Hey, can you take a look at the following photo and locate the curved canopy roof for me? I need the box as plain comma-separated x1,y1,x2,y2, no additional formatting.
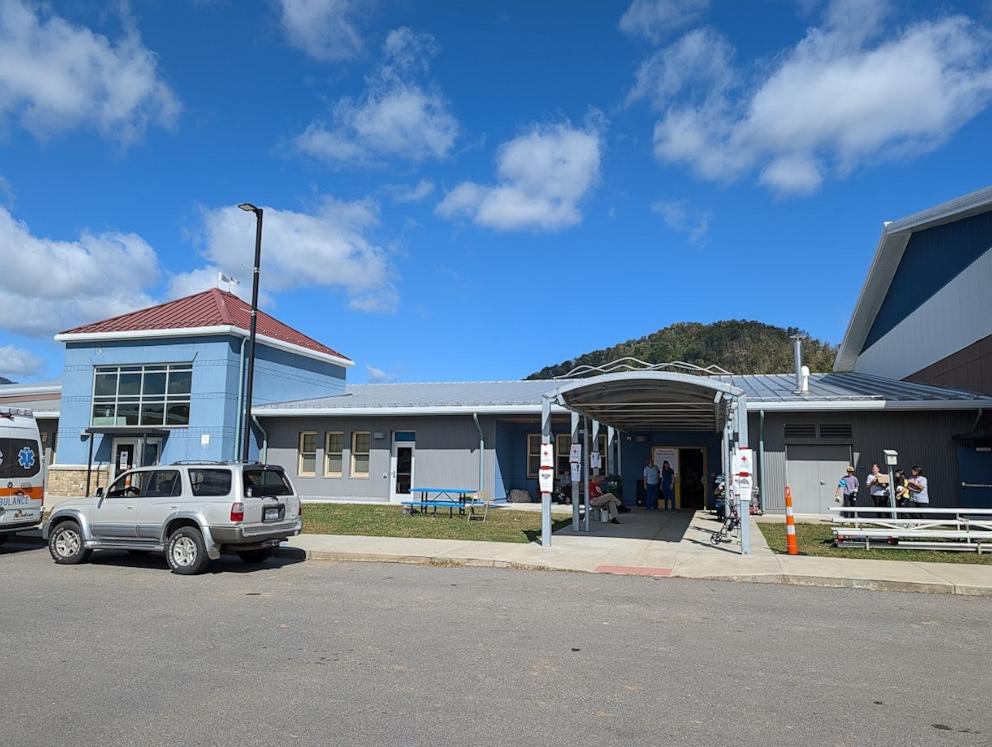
552,372,744,432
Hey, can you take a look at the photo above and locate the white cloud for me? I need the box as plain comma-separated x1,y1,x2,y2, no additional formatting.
634,0,992,195
384,179,435,203
278,0,364,62
436,122,602,232
174,198,398,313
651,199,710,243
295,27,459,166
0,345,43,377
618,0,709,43
0,0,179,144
0,206,159,337
364,363,394,382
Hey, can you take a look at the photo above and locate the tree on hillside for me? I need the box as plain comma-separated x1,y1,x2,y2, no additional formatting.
526,320,837,379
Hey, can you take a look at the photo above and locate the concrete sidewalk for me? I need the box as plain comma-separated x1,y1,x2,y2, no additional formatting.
285,511,992,596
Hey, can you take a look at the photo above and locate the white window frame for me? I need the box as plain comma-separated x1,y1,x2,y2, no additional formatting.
298,431,317,478
324,432,344,478
527,434,548,479
351,431,371,479
91,363,193,428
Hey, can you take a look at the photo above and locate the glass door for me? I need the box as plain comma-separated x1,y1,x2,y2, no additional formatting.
111,438,138,480
390,432,415,502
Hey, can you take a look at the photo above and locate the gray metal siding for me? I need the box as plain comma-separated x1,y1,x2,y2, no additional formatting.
754,410,976,513
263,415,495,501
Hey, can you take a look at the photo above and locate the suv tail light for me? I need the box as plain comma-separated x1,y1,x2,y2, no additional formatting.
230,502,245,522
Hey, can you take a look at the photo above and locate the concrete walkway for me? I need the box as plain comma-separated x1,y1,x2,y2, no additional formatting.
285,509,992,596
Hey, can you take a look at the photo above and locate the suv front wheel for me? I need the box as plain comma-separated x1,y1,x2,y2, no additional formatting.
49,520,92,565
166,526,210,575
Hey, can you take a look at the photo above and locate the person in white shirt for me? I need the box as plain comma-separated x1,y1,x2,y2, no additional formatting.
908,465,929,518
866,463,889,508
643,457,660,511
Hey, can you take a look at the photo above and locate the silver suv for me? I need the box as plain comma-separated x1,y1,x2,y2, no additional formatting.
43,462,303,575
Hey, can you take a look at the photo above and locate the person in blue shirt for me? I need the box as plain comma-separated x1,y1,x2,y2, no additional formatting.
642,457,660,511
661,460,676,511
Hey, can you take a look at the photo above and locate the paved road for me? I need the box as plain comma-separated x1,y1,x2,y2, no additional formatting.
2,539,990,746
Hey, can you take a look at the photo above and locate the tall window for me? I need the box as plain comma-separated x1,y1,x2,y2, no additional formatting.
555,434,572,474
527,434,546,479
91,364,192,427
298,432,317,477
351,432,371,478
324,432,343,477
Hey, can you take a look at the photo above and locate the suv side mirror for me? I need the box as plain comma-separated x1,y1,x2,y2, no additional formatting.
95,487,104,498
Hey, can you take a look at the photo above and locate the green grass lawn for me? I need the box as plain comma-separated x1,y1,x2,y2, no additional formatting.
757,520,992,565
303,503,571,544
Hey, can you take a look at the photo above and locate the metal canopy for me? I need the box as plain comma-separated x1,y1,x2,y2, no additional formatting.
552,371,744,433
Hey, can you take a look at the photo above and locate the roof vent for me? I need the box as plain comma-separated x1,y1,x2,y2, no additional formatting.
800,365,810,393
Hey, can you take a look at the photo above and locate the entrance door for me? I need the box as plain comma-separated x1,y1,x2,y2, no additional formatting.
678,448,706,510
786,444,853,514
112,438,138,480
957,441,992,508
390,433,415,502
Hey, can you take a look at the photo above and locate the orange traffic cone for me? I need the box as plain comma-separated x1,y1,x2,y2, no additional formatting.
784,486,799,555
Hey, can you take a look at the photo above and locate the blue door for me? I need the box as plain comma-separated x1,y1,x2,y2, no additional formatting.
957,442,992,508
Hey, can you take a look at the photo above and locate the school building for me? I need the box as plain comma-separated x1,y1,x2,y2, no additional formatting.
3,186,992,514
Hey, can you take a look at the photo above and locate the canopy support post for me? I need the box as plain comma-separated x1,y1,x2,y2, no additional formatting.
582,416,590,532
570,411,580,533
540,395,552,548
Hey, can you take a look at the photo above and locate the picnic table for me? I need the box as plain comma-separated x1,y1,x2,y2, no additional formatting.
402,487,479,517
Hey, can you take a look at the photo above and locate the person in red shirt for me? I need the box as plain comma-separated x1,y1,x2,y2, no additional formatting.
589,474,623,524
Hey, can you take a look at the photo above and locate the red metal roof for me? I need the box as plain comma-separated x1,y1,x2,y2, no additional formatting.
60,288,351,362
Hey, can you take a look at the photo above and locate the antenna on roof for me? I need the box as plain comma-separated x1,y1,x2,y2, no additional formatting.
216,272,241,294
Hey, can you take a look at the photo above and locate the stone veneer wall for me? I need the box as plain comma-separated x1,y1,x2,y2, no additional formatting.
46,465,109,506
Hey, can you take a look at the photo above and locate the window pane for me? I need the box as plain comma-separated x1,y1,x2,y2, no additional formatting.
140,401,165,426
165,403,190,426
119,373,141,396
353,454,370,475
189,469,232,497
117,402,140,426
168,369,192,395
92,403,116,425
94,373,118,397
300,454,316,474
144,471,181,498
354,433,371,453
243,468,292,497
327,433,343,453
326,454,343,474
143,371,166,396
301,433,317,453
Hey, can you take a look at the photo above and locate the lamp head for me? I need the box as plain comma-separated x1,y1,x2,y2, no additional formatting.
238,202,259,213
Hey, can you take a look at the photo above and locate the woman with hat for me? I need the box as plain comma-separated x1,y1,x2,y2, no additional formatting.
835,465,860,518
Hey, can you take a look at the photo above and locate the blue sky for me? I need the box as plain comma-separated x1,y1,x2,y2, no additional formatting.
2,0,992,383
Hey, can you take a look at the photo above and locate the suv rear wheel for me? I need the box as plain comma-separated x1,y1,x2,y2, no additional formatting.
49,521,92,565
166,526,210,575
237,548,273,564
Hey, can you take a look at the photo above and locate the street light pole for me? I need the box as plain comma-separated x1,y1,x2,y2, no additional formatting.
238,203,263,463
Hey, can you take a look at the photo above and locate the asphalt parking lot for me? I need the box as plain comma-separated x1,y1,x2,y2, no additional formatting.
3,537,991,746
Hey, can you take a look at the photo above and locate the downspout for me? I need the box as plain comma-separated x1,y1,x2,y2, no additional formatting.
758,409,765,514
472,412,485,495
234,337,247,461
251,413,268,464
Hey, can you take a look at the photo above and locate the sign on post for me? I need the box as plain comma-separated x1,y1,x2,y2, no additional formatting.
590,451,601,469
540,443,554,469
569,444,582,463
538,467,555,493
570,462,582,483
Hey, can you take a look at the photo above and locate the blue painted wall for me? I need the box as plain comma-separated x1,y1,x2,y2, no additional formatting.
618,431,722,508
863,211,992,352
57,335,347,468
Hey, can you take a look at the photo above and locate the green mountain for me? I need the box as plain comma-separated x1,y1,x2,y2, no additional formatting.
526,320,837,379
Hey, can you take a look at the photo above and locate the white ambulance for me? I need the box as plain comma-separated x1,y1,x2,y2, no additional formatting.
0,407,45,544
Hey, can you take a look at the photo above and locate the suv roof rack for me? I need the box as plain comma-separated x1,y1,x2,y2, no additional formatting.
170,460,227,466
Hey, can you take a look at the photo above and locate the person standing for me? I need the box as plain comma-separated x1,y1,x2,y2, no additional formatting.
907,465,929,518
661,460,676,512
866,463,889,509
836,466,859,518
643,457,660,511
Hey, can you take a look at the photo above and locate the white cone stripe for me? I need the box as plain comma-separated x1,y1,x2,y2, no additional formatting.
786,525,796,535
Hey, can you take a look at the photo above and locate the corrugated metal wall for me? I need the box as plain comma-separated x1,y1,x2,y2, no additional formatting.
753,410,977,512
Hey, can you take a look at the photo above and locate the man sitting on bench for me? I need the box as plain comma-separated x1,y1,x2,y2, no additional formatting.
588,474,624,525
